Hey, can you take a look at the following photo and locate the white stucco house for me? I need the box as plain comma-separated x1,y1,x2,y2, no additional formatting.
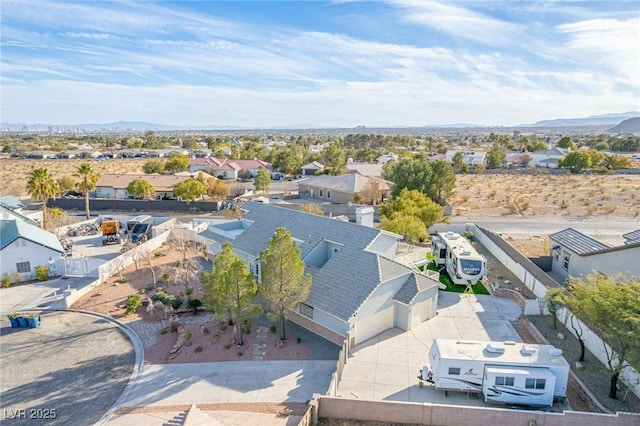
1,218,63,283
202,201,443,346
444,150,487,171
189,157,272,179
530,147,569,169
549,228,640,283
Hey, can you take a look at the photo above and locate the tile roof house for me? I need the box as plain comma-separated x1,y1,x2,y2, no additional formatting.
1,218,63,282
202,201,443,346
189,157,272,180
95,174,197,199
297,172,391,204
549,228,640,282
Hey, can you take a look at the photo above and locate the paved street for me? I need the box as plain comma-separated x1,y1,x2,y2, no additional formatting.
0,311,135,426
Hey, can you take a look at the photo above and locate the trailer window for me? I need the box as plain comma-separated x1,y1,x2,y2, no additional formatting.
448,367,460,375
495,376,514,386
460,259,483,275
525,378,546,389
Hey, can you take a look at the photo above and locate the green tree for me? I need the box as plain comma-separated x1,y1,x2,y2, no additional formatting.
604,155,631,170
127,178,155,199
486,145,506,169
557,136,575,150
202,242,262,345
254,166,271,194
565,274,640,399
173,179,206,203
379,188,446,243
272,147,303,175
323,142,347,175
559,151,591,172
143,159,166,174
452,152,465,170
544,287,565,329
428,160,456,202
259,227,312,341
74,162,100,220
164,154,191,172
27,167,60,229
57,176,76,193
382,157,452,203
300,204,324,215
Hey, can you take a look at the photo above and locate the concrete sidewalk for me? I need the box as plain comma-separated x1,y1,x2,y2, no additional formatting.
120,360,335,408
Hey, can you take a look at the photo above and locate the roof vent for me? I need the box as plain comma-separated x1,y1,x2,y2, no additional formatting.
547,347,563,357
520,346,536,356
486,343,505,354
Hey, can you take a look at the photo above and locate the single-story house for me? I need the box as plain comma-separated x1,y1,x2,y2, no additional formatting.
298,172,390,204
530,147,568,169
202,201,443,346
1,218,63,282
95,174,196,199
301,161,325,175
444,150,487,171
190,157,272,179
346,162,384,178
549,228,640,283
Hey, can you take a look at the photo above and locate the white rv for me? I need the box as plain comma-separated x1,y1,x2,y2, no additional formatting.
430,231,486,285
424,339,569,407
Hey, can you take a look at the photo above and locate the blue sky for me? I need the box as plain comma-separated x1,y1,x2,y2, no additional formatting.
1,1,639,127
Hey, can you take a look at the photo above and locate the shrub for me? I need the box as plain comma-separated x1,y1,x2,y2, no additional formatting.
188,299,202,314
151,291,183,310
270,325,277,333
35,265,49,281
126,294,142,314
183,332,192,340
242,320,251,335
116,276,130,283
296,337,302,344
1,274,10,288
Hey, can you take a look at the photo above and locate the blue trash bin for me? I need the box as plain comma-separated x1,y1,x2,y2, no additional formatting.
17,316,28,328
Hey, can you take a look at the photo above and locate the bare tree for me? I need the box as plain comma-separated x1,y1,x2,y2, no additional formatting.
362,179,384,205
166,231,205,288
133,246,158,286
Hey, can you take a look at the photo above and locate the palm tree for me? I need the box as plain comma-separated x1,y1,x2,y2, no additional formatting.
26,167,59,229
74,163,101,220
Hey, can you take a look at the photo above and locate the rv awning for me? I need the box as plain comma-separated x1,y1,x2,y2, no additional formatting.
485,366,553,377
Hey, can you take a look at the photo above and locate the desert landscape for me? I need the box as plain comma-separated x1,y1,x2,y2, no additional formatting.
2,158,638,220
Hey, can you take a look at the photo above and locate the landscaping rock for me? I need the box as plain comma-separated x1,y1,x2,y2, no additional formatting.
557,332,565,340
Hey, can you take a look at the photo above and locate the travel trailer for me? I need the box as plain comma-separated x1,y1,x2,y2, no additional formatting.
422,339,569,407
431,231,486,285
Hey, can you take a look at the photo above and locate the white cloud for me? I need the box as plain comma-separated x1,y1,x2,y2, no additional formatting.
387,0,522,45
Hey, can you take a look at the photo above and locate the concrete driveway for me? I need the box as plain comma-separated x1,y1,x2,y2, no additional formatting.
336,292,522,405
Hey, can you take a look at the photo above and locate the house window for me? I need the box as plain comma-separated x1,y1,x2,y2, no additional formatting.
525,378,546,389
327,191,331,199
562,252,570,270
448,367,460,375
319,189,323,197
553,247,560,261
299,303,313,319
16,261,31,273
495,376,515,386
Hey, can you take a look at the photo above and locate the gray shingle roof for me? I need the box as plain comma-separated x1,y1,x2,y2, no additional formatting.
202,201,432,321
1,219,64,252
394,274,419,304
549,228,610,255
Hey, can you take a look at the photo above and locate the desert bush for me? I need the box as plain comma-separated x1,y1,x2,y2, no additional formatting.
188,298,202,314
126,294,142,314
35,265,49,281
151,291,182,310
270,325,277,333
1,274,10,288
603,205,617,213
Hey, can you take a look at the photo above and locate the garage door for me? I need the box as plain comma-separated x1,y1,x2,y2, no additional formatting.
354,307,393,345
410,297,433,329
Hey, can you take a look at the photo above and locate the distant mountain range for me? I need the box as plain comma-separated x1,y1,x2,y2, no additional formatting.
2,112,639,132
530,111,640,127
607,117,640,134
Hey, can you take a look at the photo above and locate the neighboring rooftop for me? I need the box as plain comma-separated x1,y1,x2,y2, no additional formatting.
549,228,611,255
0,219,64,252
298,172,390,193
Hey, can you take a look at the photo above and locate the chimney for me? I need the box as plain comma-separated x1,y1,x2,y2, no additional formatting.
355,206,374,227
